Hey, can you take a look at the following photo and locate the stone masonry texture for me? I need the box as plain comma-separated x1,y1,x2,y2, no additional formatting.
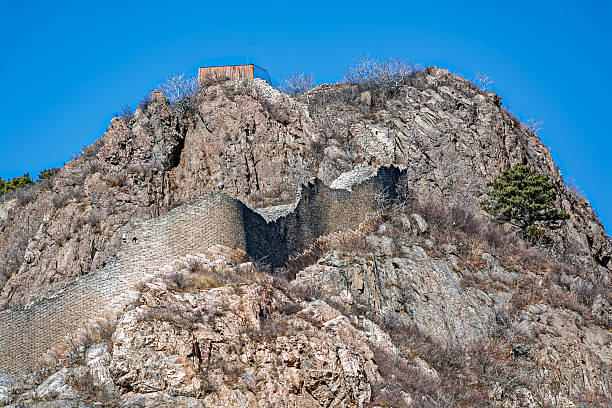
0,169,398,374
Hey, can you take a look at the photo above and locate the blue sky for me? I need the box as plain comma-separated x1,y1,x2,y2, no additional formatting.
1,0,610,231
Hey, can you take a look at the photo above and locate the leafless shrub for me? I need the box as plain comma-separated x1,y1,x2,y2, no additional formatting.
369,347,437,406
115,104,134,121
81,160,101,178
14,184,37,206
256,313,291,341
158,73,200,116
344,55,421,88
81,138,104,158
393,174,413,210
278,70,315,96
279,301,301,316
51,191,79,208
185,257,205,273
565,176,586,199
526,118,544,134
34,315,117,372
286,281,322,301
140,306,205,329
343,55,422,103
159,73,199,103
161,257,268,293
106,172,127,188
259,97,292,125
137,92,153,111
474,72,494,92
126,163,153,174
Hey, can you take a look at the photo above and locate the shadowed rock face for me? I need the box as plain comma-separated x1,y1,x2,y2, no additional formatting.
0,68,609,310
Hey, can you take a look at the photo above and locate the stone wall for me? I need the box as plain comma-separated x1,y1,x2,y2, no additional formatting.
278,166,402,256
0,168,400,374
0,193,259,374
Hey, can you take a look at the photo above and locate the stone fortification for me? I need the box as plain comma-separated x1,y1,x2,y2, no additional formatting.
0,193,271,374
278,166,402,257
0,168,399,374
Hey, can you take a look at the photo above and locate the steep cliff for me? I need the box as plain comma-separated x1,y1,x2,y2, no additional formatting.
0,67,610,407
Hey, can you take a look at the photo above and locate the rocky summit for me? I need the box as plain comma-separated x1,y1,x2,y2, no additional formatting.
0,67,610,407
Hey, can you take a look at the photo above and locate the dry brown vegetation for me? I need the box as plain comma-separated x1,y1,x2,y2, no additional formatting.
34,315,117,373
161,255,270,293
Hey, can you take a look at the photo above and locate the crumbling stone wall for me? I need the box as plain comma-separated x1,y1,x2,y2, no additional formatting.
278,166,402,256
0,168,400,374
0,193,276,374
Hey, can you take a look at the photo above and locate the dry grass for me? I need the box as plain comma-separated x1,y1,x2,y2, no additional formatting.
163,258,269,293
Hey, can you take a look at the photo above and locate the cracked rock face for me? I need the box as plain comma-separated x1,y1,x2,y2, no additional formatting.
1,68,611,407
109,283,380,407
0,68,609,309
0,217,610,406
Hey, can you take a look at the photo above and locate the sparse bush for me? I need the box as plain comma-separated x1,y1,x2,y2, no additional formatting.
115,104,134,121
474,72,494,92
526,118,544,134
278,70,315,96
140,306,204,329
81,138,104,158
137,92,153,111
15,184,37,206
159,73,200,116
106,172,127,188
35,315,117,372
185,257,205,273
288,281,322,301
159,73,199,102
343,55,422,101
51,190,81,208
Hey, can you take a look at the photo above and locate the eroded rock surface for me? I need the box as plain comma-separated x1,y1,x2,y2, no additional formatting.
1,69,609,309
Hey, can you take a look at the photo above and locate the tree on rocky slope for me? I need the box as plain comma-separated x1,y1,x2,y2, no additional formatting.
279,70,315,96
0,173,32,194
37,168,59,180
481,165,569,240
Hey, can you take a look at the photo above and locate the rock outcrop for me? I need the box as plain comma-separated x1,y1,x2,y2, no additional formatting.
1,70,609,309
0,67,611,407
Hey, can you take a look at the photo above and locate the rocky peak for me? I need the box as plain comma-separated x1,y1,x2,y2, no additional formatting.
0,67,611,406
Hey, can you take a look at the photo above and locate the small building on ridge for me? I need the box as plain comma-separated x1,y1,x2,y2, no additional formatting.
198,64,271,85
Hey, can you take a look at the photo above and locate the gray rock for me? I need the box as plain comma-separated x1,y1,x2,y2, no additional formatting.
410,214,428,234
35,368,76,401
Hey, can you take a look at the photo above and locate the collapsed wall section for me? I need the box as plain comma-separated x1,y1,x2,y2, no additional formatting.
276,166,402,257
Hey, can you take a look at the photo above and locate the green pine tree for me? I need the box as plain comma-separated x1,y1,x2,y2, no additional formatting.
481,165,569,240
0,173,33,194
37,168,60,180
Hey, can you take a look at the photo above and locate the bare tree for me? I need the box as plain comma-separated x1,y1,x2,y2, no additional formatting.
279,70,315,96
526,118,544,134
115,104,134,121
474,72,494,92
159,73,199,103
343,55,421,87
158,73,200,115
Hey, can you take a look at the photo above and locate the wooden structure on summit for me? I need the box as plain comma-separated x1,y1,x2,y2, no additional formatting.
198,64,271,85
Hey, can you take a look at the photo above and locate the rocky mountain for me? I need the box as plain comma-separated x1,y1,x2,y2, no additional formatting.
0,67,610,407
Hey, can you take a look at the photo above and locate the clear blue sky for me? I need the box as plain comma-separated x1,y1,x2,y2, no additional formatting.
1,0,610,231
